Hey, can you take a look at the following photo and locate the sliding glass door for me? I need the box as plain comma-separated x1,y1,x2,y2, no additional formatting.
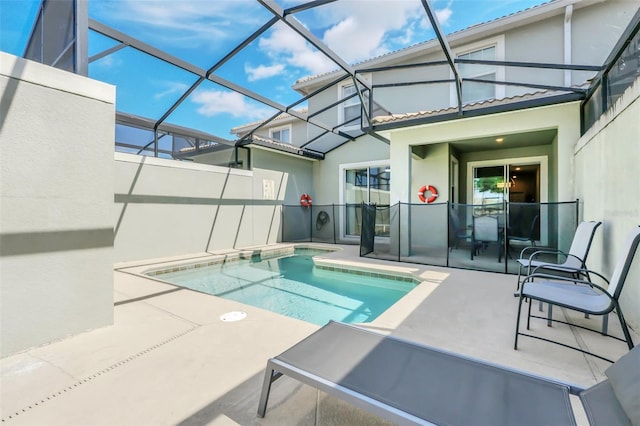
468,156,547,245
341,163,390,238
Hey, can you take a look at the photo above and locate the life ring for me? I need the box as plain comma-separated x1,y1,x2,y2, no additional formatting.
300,193,313,208
418,185,438,203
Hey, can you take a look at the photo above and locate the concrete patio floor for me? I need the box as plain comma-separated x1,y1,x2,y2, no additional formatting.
2,244,637,425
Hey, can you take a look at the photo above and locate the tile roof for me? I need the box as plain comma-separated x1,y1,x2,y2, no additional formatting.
371,87,584,126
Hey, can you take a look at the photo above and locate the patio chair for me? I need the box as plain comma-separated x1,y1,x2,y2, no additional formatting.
471,215,502,262
448,208,471,251
258,321,640,425
514,226,640,363
515,220,602,289
508,214,539,253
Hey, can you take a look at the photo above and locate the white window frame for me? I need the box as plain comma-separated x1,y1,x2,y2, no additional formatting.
450,35,505,107
269,124,292,144
337,74,371,131
466,155,549,245
338,160,390,241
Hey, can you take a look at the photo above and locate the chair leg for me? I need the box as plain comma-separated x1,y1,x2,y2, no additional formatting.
514,295,525,349
614,306,635,350
547,304,553,327
526,300,533,330
602,314,609,335
257,367,276,417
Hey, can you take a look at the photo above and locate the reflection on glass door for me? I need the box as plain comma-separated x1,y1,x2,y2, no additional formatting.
344,166,390,237
468,156,547,246
472,165,506,215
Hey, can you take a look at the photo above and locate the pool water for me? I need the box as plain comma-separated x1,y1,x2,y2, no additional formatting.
153,250,416,325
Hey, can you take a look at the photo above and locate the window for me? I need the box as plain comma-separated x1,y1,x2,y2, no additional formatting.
341,84,361,126
459,46,497,103
451,36,505,106
341,163,391,237
270,126,291,144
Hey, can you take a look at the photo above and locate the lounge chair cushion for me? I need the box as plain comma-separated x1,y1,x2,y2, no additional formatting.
605,346,640,425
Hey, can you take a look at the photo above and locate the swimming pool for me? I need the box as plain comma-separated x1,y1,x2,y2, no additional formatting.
149,249,417,325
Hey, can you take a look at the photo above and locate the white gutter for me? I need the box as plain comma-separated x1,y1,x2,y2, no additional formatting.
564,4,574,87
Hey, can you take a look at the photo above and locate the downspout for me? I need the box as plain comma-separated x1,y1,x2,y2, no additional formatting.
564,4,573,87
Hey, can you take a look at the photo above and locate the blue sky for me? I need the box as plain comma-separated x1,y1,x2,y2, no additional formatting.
1,0,546,139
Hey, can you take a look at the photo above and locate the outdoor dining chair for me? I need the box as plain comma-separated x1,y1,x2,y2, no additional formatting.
471,215,502,262
514,226,640,363
515,220,602,289
508,214,539,255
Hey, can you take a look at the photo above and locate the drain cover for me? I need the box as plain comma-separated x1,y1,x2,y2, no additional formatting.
220,311,247,322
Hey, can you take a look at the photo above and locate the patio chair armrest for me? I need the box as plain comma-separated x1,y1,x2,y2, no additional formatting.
523,271,609,285
526,249,573,262
518,246,541,258
522,273,612,297
529,256,588,276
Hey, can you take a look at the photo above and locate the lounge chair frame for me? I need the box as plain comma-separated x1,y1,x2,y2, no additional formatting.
258,321,585,425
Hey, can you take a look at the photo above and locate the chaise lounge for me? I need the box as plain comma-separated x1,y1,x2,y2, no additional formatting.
257,321,639,425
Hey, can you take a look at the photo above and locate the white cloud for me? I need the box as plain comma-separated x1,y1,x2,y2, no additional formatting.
258,23,337,75
436,6,453,25
245,63,286,82
420,5,453,30
191,89,272,119
251,1,456,79
153,82,189,100
93,0,263,47
92,54,122,70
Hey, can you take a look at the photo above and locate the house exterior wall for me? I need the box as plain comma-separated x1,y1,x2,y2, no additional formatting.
387,101,580,205
459,144,555,203
239,118,308,146
251,148,314,205
575,78,640,330
114,152,290,262
295,0,636,124
0,53,115,357
312,134,390,205
571,1,639,85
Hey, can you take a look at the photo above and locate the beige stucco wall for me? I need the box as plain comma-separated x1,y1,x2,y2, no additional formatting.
575,78,640,330
386,102,580,205
114,152,294,262
312,134,390,205
0,53,115,357
251,148,314,205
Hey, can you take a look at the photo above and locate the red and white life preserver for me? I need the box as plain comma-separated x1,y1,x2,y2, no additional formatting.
418,185,438,203
300,193,313,208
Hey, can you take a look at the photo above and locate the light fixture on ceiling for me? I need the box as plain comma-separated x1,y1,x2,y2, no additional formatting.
496,137,504,143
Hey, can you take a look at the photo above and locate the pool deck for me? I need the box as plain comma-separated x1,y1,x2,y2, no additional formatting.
2,243,637,425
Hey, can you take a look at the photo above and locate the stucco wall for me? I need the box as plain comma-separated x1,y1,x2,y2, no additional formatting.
459,144,555,203
387,102,580,205
0,53,115,357
312,134,390,205
251,148,314,205
575,78,640,330
114,152,293,262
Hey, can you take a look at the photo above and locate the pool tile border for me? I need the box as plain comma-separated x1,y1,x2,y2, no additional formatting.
144,245,338,277
142,244,420,285
314,265,420,285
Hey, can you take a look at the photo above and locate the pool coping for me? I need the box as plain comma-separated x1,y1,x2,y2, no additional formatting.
121,243,424,286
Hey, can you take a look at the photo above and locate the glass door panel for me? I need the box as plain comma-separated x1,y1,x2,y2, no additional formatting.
345,169,367,236
472,165,506,215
